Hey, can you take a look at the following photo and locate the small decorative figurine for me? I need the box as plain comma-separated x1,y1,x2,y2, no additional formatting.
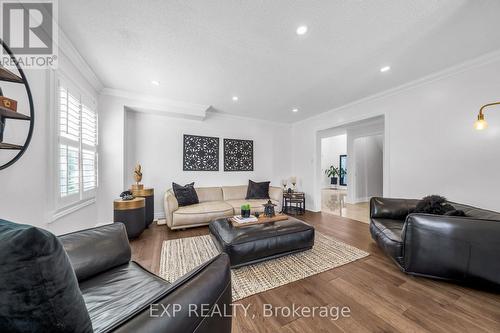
263,200,276,217
134,163,143,184
120,190,134,201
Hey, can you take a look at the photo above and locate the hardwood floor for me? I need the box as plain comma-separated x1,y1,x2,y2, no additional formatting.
321,188,370,223
130,212,500,332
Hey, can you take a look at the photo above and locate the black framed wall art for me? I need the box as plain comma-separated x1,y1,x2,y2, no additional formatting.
183,134,219,171
224,138,253,171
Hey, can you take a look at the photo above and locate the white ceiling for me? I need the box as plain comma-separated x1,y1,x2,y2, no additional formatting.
59,0,500,122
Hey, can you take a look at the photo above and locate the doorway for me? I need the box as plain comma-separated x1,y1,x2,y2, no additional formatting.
317,116,385,223
320,134,348,219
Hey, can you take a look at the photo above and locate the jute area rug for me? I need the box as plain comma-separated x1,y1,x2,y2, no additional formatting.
159,232,369,301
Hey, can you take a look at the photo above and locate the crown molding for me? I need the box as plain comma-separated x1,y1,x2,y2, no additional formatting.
102,88,210,120
125,106,207,121
56,29,104,93
101,88,208,110
207,108,292,127
295,49,500,125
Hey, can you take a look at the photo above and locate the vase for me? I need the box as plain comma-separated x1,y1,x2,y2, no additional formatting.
241,209,250,218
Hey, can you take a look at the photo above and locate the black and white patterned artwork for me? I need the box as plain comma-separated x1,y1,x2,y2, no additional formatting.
224,139,254,171
183,134,219,171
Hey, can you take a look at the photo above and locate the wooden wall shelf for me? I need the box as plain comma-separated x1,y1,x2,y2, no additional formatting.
0,66,23,83
0,39,34,165
0,142,23,150
0,107,30,120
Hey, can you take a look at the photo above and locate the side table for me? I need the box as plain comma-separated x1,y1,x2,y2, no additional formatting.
113,197,145,239
131,187,154,227
283,192,306,215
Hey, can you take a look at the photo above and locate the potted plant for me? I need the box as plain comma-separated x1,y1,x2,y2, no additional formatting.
325,166,346,185
240,203,251,218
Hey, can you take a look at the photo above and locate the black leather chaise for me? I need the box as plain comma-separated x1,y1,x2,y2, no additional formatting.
0,221,232,333
370,197,500,287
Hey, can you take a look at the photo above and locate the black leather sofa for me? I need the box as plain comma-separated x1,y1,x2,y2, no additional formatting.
370,197,500,287
1,222,232,333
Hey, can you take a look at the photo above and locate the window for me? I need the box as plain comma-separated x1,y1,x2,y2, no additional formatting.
57,80,98,208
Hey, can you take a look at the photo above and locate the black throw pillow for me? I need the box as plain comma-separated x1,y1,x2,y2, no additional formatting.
246,180,270,199
0,219,93,333
172,182,199,206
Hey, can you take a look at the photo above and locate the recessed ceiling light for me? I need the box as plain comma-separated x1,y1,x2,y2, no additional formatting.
292,108,299,113
232,96,239,102
380,66,391,73
151,80,160,86
296,25,308,36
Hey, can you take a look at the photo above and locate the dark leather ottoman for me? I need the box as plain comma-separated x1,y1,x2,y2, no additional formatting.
209,216,315,268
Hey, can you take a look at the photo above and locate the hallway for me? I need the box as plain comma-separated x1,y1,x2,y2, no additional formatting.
321,189,370,223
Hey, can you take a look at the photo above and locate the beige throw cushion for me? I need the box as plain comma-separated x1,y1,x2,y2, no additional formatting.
195,187,224,202
222,186,248,201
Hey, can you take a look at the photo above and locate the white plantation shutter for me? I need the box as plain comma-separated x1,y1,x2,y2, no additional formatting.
82,149,96,191
57,79,98,207
59,144,80,196
82,104,97,146
81,102,98,193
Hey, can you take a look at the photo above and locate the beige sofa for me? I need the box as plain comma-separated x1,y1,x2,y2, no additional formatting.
163,185,282,230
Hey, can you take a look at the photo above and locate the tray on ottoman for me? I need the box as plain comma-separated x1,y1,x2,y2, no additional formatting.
209,216,315,268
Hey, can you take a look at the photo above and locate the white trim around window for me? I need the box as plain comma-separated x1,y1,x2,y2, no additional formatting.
51,71,98,219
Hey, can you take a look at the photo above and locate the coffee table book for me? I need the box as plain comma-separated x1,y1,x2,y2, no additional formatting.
230,213,289,228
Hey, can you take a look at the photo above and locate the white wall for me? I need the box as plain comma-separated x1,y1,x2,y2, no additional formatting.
344,118,384,203
320,135,346,188
352,135,383,202
124,110,292,219
4,35,500,235
292,54,500,212
97,94,293,222
0,35,102,235
0,69,51,227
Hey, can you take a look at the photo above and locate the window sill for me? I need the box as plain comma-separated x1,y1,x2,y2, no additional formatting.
49,198,96,223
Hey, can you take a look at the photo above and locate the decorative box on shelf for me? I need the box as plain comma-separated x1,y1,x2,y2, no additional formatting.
0,95,17,112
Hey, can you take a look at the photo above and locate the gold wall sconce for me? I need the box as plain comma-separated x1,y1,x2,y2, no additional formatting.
474,102,500,130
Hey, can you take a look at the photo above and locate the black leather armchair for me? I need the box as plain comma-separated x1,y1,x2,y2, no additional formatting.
59,223,232,333
370,197,500,287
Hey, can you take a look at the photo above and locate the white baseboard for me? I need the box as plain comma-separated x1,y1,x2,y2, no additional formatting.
351,197,370,204
154,212,167,225
154,212,166,219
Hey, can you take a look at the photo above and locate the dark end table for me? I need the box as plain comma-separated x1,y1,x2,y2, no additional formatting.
282,192,305,215
131,187,154,227
113,197,145,239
